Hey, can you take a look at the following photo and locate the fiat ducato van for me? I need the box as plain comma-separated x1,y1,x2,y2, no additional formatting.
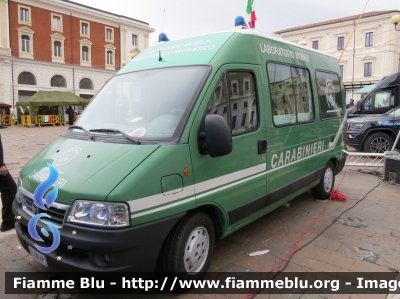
14,28,346,279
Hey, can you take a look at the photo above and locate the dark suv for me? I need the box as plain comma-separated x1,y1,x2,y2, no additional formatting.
346,107,400,152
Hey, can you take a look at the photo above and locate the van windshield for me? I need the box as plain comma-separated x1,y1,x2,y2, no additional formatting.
76,66,209,141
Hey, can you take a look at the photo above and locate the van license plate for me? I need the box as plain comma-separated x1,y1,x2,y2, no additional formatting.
28,246,48,267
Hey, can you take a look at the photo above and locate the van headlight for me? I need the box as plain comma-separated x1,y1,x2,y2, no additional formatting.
68,200,130,228
348,123,364,129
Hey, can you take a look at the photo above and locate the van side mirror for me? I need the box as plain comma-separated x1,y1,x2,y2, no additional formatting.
198,115,232,157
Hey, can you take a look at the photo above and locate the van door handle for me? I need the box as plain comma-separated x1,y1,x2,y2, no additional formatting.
258,139,267,154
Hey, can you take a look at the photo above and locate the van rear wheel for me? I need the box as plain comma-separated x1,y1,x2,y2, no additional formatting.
311,161,335,200
160,212,214,280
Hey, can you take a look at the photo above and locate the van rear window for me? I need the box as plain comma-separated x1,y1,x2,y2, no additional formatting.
315,71,344,120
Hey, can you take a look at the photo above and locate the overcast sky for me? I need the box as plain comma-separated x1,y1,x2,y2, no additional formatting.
75,0,399,44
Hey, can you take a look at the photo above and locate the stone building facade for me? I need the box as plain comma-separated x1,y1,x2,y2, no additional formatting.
274,10,400,102
0,0,154,109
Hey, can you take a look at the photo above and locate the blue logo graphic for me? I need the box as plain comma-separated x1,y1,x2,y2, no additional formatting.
28,163,61,254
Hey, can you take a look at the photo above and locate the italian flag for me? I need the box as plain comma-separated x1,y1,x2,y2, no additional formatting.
246,0,256,28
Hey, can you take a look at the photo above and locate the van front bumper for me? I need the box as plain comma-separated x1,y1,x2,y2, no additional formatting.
13,199,185,272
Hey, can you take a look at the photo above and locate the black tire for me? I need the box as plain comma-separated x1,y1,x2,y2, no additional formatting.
363,132,394,153
159,212,214,280
311,161,335,200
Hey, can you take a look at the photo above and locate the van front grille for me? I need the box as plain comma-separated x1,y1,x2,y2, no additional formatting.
20,189,70,228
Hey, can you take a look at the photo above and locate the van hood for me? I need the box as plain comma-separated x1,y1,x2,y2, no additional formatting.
20,137,159,204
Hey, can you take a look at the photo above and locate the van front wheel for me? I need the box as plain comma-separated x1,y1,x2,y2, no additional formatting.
311,161,335,200
160,212,214,280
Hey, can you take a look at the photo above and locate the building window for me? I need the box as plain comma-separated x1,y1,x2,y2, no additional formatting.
231,115,237,129
132,34,137,46
82,46,89,61
339,65,344,77
241,113,247,126
82,23,88,35
54,41,62,57
107,51,113,65
53,16,61,29
365,32,373,47
50,33,65,63
21,35,30,52
79,78,93,90
51,75,67,87
17,27,35,59
51,14,63,32
18,5,31,26
80,21,90,37
18,72,36,85
227,71,259,135
20,8,29,22
364,62,372,77
79,39,92,67
105,44,116,70
205,74,228,124
337,36,344,50
312,40,319,50
105,28,113,42
232,83,238,94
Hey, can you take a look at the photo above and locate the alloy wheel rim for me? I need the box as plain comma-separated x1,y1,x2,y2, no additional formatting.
370,137,390,153
183,226,209,273
324,168,334,193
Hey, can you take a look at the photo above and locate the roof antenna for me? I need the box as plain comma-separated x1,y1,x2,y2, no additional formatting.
159,50,162,61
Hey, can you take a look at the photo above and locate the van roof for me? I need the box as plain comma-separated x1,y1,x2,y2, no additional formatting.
118,28,337,74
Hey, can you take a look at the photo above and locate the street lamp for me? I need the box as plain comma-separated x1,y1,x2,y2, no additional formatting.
121,53,137,67
391,14,400,31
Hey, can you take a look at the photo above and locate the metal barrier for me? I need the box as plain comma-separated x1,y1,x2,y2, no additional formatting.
345,152,384,167
2,115,15,126
20,115,31,127
36,115,67,127
345,131,400,167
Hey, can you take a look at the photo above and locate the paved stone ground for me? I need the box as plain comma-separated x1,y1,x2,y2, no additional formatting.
1,125,400,299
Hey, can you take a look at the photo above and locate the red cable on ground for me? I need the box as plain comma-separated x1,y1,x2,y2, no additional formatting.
245,161,349,299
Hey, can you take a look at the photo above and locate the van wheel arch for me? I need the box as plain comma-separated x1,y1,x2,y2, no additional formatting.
157,205,225,273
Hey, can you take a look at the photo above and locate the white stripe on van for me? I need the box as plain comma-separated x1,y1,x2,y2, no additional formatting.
195,164,266,194
129,128,345,218
130,196,196,218
128,185,195,212
128,164,265,216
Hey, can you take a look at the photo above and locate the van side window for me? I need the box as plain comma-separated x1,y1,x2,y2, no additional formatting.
315,71,343,120
227,72,258,135
205,74,228,123
267,63,314,126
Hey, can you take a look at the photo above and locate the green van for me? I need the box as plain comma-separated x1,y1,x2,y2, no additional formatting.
13,28,346,278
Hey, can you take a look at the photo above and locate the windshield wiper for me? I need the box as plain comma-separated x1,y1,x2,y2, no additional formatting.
89,128,141,144
69,126,94,140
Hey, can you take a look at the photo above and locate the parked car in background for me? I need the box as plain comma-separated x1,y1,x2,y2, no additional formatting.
347,106,400,152
347,72,400,118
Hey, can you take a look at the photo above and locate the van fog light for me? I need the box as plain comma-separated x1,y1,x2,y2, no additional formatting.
68,200,129,228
